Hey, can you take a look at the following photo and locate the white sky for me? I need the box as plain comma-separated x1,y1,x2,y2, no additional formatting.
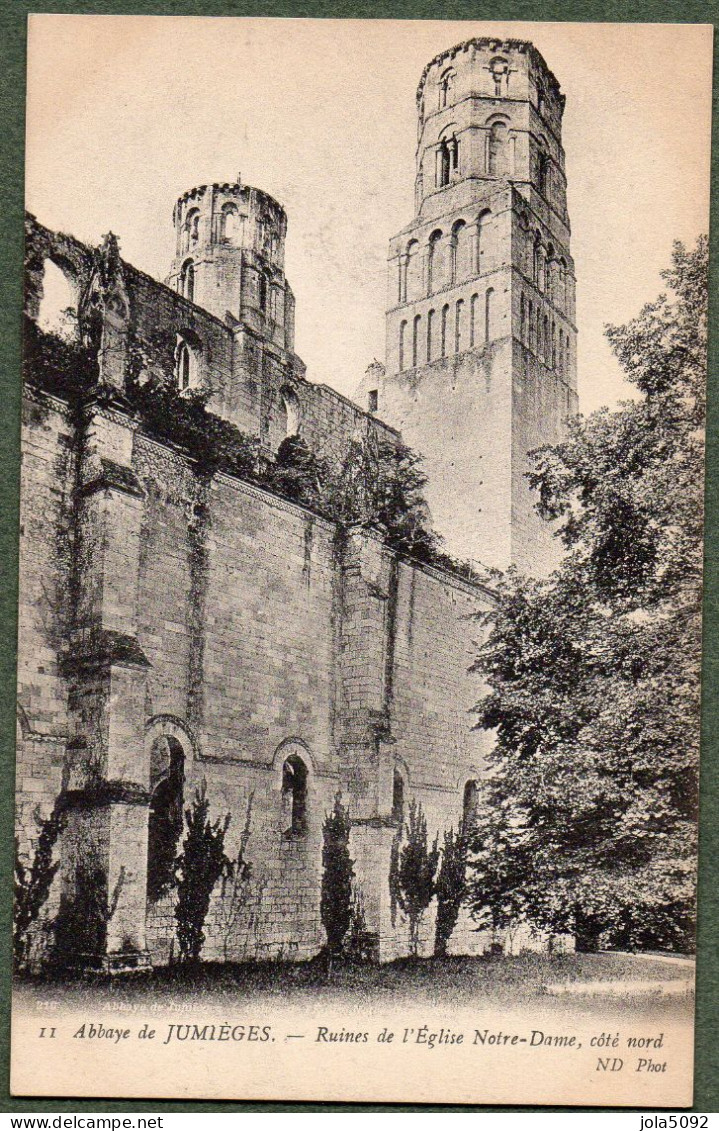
25,17,713,414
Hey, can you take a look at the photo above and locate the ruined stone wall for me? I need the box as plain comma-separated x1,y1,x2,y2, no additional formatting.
15,392,76,840
16,386,496,967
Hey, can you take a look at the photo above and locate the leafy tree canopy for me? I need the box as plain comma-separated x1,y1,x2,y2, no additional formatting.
469,238,706,953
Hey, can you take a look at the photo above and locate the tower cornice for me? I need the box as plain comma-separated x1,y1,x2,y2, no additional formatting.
416,38,564,109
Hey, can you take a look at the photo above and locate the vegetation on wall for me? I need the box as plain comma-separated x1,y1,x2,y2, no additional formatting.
468,238,706,954
23,319,477,582
391,799,440,957
13,803,65,973
434,824,468,958
174,783,232,963
319,793,355,962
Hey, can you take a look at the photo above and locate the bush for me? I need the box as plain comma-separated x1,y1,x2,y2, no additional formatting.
394,799,439,957
175,783,232,963
434,825,467,957
14,803,65,973
320,793,355,959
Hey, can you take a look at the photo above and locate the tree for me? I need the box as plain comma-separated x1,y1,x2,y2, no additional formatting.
433,824,468,957
320,793,355,961
395,799,440,956
174,783,232,963
269,435,327,511
217,793,254,962
14,803,65,972
468,238,706,953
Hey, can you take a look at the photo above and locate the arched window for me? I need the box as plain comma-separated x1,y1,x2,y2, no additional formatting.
221,202,241,244
441,304,449,357
551,320,557,368
38,259,79,340
476,209,491,274
147,737,185,903
406,240,421,301
427,229,444,293
392,771,405,824
455,298,464,353
543,314,549,363
451,219,472,283
258,271,268,313
412,314,421,367
559,258,568,309
490,57,509,97
175,332,200,392
439,69,455,108
184,208,200,252
520,292,526,343
438,134,459,187
279,385,301,438
488,122,508,176
533,234,543,288
545,246,554,297
485,288,494,343
528,300,535,351
282,754,308,836
462,779,480,831
427,309,435,361
399,319,407,370
180,259,195,302
536,309,542,358
470,293,479,347
538,150,550,197
176,341,191,391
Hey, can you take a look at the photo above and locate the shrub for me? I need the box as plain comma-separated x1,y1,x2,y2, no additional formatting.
434,825,468,957
14,803,65,972
175,783,232,963
395,799,439,957
320,793,355,959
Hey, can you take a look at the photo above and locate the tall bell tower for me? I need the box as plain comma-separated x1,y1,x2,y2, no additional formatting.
369,38,578,575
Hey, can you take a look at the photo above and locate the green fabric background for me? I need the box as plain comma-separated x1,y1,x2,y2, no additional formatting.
0,2,716,1113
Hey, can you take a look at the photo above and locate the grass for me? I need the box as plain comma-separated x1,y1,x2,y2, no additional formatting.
15,951,694,1016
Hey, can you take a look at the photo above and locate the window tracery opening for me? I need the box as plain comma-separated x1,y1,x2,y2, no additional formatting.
282,754,308,836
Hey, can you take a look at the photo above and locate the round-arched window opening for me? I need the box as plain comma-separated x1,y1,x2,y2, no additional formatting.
38,259,79,341
282,754,308,836
463,779,480,831
392,771,405,825
278,385,301,440
221,203,241,244
184,209,200,250
180,259,195,302
147,737,185,903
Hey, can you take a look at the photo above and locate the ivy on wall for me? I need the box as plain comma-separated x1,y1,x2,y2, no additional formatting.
23,320,479,581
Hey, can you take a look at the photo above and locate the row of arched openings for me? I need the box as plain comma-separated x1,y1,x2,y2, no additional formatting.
436,57,510,111
399,289,494,369
180,203,246,255
530,233,570,310
147,739,311,904
435,121,510,188
392,771,480,833
398,212,491,304
520,293,571,374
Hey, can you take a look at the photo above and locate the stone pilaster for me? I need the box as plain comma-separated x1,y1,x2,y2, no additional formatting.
58,405,152,972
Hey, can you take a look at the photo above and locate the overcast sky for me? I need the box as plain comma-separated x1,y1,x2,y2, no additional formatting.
26,17,712,414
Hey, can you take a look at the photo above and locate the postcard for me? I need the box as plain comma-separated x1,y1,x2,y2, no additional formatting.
11,16,711,1104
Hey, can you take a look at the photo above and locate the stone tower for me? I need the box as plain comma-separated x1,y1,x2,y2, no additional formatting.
369,38,578,576
168,178,296,353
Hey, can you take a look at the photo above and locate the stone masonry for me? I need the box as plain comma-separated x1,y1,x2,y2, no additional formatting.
16,37,573,971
